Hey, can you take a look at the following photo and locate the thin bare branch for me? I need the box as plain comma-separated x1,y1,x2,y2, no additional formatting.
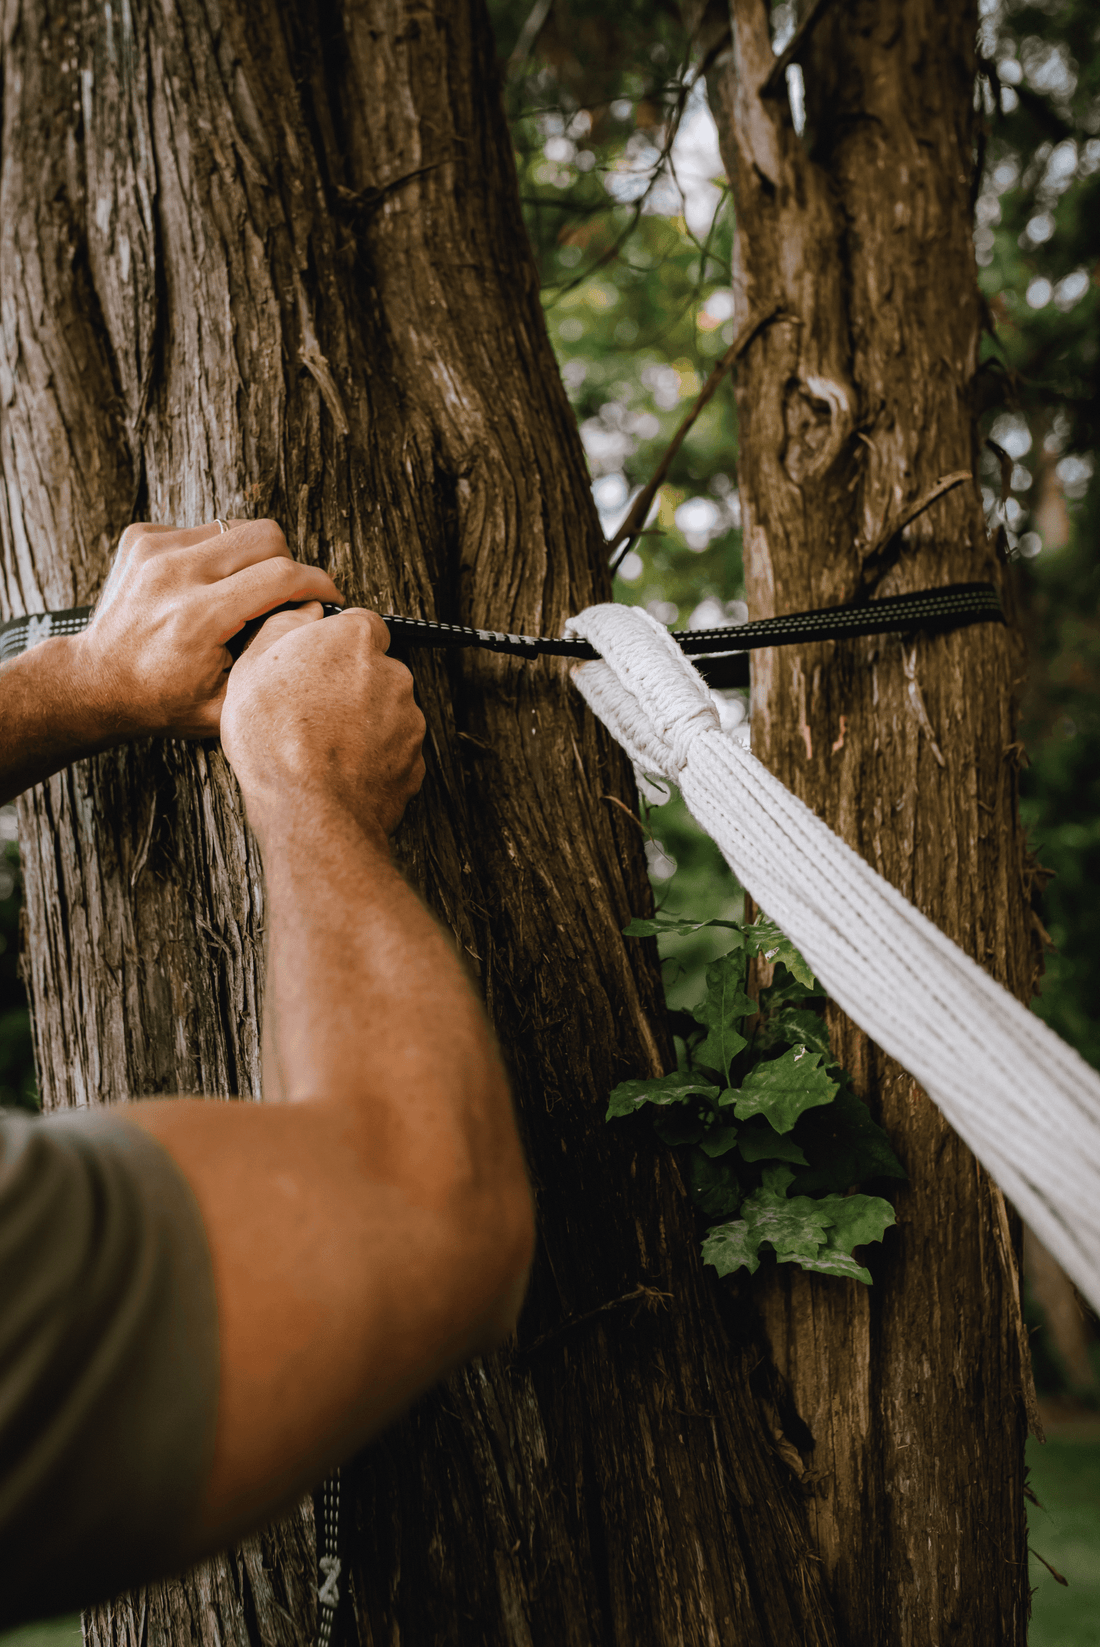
601,793,654,839
854,470,973,597
1029,1547,1069,1587
865,470,972,559
519,1284,673,1360
607,305,785,567
507,0,554,74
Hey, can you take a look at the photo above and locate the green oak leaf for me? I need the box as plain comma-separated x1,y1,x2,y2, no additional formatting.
785,1079,907,1195
691,952,756,1080
760,1006,833,1060
729,1045,838,1133
779,1194,896,1283
758,963,822,1012
698,1123,740,1158
688,1149,742,1218
701,1219,765,1276
623,915,744,939
742,917,816,989
814,1193,896,1255
792,1249,874,1283
606,1072,721,1120
703,1167,895,1283
736,1117,809,1166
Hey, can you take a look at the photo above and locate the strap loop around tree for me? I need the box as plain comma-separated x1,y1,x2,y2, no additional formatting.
0,581,1004,692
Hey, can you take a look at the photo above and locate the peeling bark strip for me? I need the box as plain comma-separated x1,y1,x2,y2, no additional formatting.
707,0,1037,1640
2,2,845,1644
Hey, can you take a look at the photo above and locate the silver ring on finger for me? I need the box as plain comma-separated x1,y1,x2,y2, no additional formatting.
214,517,230,534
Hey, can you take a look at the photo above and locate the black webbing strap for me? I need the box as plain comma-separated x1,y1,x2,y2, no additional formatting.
0,582,1004,691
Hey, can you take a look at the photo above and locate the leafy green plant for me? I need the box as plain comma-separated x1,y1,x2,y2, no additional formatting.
608,913,905,1284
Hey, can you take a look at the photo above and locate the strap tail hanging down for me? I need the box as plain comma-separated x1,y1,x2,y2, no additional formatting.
564,601,1100,1318
0,582,1004,687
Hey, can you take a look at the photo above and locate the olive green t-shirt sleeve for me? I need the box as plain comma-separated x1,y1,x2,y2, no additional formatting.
0,1106,220,1628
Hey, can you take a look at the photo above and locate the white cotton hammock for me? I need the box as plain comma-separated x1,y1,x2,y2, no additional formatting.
566,601,1100,1316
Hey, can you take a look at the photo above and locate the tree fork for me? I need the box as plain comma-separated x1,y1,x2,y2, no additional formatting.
3,1,844,1642
706,0,1037,1639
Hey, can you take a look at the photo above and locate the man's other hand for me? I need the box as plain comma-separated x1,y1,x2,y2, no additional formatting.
221,605,426,841
75,519,343,740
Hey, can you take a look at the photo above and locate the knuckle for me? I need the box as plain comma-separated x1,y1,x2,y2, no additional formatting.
255,518,290,556
132,551,162,594
118,522,149,554
128,529,159,562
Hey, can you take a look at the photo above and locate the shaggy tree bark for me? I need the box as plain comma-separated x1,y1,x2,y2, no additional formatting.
0,2,847,1644
703,0,1041,1640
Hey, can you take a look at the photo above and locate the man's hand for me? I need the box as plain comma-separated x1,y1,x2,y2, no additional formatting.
74,519,343,740
221,603,426,842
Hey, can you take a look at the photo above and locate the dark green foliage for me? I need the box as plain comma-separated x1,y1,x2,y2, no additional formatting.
725,1044,838,1134
687,1147,742,1218
690,950,754,1081
784,1078,907,1199
608,914,904,1283
739,919,816,990
701,1165,896,1286
606,1070,720,1117
490,0,745,633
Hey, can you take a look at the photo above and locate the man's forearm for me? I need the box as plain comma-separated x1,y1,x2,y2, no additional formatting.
0,638,118,804
254,791,523,1214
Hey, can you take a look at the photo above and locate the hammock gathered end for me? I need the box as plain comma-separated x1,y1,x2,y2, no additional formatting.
565,602,1100,1316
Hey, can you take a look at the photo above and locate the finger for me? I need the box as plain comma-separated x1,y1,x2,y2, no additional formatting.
237,603,325,661
204,559,345,641
332,606,392,655
172,519,302,584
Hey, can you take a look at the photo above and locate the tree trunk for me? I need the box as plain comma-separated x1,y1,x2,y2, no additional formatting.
1,2,850,1643
706,0,1039,1639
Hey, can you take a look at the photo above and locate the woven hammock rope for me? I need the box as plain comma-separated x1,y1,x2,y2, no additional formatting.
565,602,1100,1316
